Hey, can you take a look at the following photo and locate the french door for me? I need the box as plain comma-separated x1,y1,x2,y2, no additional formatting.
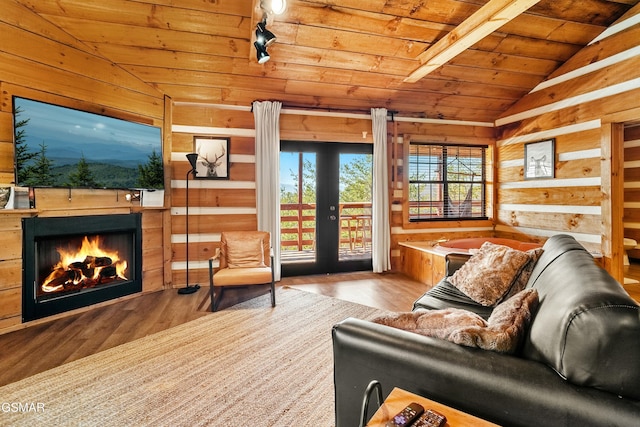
280,141,373,276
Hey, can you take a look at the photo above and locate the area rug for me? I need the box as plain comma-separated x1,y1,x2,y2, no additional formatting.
0,287,386,426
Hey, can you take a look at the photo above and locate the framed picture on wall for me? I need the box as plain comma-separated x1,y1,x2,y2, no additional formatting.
193,136,230,179
524,139,555,180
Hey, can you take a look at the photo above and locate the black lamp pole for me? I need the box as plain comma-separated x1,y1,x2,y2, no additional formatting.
178,153,201,295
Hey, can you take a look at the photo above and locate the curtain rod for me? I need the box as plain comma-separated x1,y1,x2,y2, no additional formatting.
251,101,398,120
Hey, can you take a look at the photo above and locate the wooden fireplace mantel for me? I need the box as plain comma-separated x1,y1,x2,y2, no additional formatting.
0,207,169,334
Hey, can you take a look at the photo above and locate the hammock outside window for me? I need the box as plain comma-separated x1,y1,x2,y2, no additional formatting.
408,143,487,221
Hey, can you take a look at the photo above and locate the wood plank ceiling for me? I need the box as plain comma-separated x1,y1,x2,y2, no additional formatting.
16,0,639,123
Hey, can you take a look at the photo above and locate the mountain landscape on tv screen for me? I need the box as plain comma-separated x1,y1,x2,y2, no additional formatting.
14,97,163,189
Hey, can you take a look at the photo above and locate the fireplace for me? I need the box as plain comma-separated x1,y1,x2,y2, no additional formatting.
22,214,142,322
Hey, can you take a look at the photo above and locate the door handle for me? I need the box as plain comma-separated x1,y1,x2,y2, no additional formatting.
329,215,337,221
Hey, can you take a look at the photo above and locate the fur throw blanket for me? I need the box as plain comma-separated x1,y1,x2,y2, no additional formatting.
373,288,539,354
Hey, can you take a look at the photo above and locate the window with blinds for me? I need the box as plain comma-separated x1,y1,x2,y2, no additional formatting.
408,143,487,221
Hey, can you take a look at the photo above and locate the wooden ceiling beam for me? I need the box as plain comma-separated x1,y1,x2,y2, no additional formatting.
404,0,541,83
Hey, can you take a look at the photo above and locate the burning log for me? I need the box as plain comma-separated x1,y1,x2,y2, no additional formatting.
99,266,117,279
42,253,123,293
83,256,112,268
69,261,93,279
45,269,80,289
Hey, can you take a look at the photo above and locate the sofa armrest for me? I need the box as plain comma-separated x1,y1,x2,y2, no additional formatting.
444,253,471,276
332,317,640,427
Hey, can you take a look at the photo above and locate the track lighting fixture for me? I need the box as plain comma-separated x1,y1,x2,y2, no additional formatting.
256,21,276,47
254,40,270,64
253,0,285,64
254,20,276,64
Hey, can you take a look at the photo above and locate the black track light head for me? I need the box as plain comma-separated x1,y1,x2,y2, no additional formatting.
256,21,276,47
254,41,270,64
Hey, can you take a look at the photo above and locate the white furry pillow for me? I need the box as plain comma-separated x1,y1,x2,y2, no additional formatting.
449,242,530,306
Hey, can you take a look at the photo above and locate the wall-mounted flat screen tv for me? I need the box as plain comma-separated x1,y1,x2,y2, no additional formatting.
13,97,163,189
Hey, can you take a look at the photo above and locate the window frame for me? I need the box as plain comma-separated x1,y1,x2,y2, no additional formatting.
406,141,488,222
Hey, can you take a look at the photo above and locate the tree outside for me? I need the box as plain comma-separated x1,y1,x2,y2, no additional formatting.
21,142,58,187
67,153,101,188
137,150,164,189
14,106,37,185
280,152,372,253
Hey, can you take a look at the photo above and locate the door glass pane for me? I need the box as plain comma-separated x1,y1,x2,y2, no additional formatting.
338,153,372,261
280,151,316,264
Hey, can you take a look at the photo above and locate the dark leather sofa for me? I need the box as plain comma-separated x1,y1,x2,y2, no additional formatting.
332,235,640,426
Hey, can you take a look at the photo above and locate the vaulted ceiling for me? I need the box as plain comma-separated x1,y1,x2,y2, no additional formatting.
17,0,639,123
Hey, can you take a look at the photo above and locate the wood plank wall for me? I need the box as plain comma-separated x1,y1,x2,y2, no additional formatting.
624,125,640,259
0,1,167,331
170,104,257,287
495,12,640,281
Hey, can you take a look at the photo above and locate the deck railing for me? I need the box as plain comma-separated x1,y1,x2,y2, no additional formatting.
280,202,372,255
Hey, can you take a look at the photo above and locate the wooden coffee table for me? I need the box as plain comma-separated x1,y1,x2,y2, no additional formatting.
366,387,500,426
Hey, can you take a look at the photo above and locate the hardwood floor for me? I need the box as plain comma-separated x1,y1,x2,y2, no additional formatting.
282,271,426,312
0,271,427,387
0,284,211,387
2,266,639,389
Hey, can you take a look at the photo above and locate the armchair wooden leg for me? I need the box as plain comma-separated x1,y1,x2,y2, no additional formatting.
211,286,224,312
212,287,219,312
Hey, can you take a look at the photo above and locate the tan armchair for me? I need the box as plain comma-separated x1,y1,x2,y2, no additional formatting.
208,231,275,312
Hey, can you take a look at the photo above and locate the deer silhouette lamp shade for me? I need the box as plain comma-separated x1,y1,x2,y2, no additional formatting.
192,136,230,180
186,152,199,172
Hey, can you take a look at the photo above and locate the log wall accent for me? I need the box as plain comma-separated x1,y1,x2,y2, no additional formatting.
0,2,167,330
170,104,257,288
624,125,640,259
495,12,640,281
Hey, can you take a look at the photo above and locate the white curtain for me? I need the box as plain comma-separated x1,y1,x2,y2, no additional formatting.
253,101,282,280
371,108,391,272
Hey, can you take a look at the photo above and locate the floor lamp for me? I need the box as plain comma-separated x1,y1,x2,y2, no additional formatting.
178,153,201,295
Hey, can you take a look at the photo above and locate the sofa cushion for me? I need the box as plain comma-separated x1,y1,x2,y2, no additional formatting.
413,281,494,320
523,234,640,399
213,266,273,286
449,242,531,306
450,288,539,354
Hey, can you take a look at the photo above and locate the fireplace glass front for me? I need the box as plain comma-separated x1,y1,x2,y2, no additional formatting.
23,214,142,321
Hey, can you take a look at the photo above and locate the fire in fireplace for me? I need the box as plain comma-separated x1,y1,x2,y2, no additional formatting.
22,214,142,322
39,235,131,298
